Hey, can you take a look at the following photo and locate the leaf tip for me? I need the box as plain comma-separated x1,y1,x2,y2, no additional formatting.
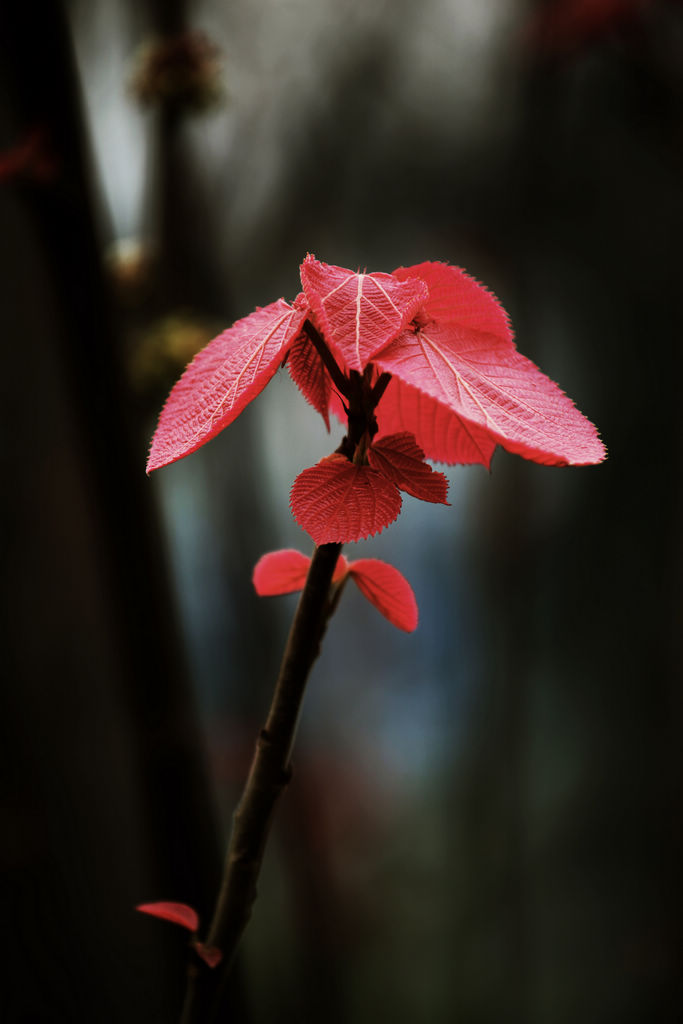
348,558,419,632
136,901,199,933
194,941,223,968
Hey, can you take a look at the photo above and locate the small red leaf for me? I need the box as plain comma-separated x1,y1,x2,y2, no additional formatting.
147,299,306,472
332,553,350,582
290,454,402,544
253,549,349,595
376,376,497,467
300,255,427,372
287,333,333,429
348,559,418,632
253,549,311,595
194,942,223,968
136,902,199,933
368,432,449,504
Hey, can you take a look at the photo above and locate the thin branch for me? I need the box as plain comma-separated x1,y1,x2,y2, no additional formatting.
370,371,392,409
181,541,343,1023
303,318,350,398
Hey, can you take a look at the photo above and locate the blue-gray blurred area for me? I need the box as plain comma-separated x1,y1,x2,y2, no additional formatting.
1,0,681,1021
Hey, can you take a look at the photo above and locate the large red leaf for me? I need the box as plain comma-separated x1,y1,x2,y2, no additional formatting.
376,376,497,467
136,902,199,933
253,549,312,595
348,559,418,632
376,321,605,466
368,433,449,504
393,261,513,344
300,255,427,372
147,300,306,472
290,454,402,544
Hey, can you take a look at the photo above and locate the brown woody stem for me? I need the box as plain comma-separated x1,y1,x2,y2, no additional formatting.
180,541,343,1023
371,371,392,407
303,318,350,398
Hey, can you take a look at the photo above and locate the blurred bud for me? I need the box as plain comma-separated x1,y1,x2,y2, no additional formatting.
127,312,217,394
105,236,155,303
129,31,225,111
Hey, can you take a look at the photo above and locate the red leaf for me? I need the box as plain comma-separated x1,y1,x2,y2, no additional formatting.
253,549,311,595
287,333,333,429
376,376,497,467
368,433,449,504
348,559,418,632
194,942,223,968
250,546,416,631
300,255,427,372
147,299,306,472
376,320,605,466
333,553,350,582
136,902,199,933
253,549,349,595
393,262,513,344
290,454,402,544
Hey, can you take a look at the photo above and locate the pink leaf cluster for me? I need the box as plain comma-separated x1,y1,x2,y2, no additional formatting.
148,254,605,543
136,902,222,968
289,432,448,545
253,549,418,632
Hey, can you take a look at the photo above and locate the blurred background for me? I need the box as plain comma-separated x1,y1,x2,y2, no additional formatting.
1,0,682,1021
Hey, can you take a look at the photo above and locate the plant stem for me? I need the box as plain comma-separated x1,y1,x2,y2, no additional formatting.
180,541,343,1024
303,318,350,398
370,371,392,408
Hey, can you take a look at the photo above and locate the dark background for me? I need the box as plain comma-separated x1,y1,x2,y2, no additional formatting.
1,0,681,1021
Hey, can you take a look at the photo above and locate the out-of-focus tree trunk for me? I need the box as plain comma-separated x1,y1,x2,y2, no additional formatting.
1,2,221,1019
